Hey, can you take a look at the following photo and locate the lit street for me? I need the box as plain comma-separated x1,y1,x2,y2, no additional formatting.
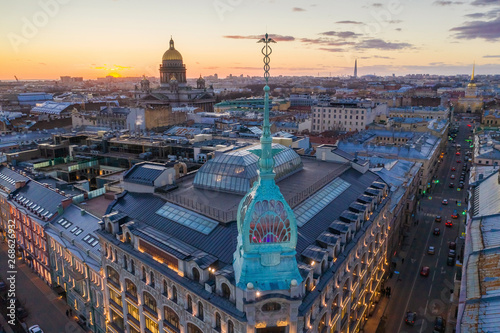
375,118,473,333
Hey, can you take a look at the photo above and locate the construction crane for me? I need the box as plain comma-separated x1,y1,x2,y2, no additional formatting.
14,76,19,82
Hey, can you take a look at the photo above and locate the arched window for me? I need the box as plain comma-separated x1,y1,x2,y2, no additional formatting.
150,271,155,287
198,301,204,320
192,267,200,283
215,312,222,330
305,278,310,292
107,266,120,286
228,320,234,333
143,291,157,313
125,279,137,299
318,313,326,332
164,306,180,329
187,295,193,312
130,259,135,274
262,302,281,312
172,285,177,303
221,283,231,300
163,280,168,296
123,255,127,270
187,323,203,333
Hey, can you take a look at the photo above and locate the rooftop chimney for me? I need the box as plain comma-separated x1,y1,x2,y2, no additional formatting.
15,181,26,189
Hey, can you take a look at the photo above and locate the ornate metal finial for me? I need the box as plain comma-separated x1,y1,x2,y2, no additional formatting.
257,33,276,83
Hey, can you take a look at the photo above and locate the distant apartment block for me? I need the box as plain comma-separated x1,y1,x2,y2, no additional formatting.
312,100,388,132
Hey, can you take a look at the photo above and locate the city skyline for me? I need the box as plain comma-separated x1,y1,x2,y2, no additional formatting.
1,0,500,80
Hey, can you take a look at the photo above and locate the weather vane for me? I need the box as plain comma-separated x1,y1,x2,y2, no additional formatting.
258,33,276,83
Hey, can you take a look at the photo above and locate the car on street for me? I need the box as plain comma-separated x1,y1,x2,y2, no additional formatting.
451,167,456,171
442,199,448,205
435,216,442,222
457,160,461,163
449,183,454,188
428,246,435,255
420,266,430,276
459,183,465,189
452,210,459,219
445,220,453,227
450,174,455,179
434,316,446,332
447,256,455,266
456,151,460,155
449,249,456,258
405,311,417,326
434,227,440,235
28,326,44,333
449,241,456,250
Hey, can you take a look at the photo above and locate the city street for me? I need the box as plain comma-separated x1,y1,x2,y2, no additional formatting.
374,118,472,333
0,242,86,333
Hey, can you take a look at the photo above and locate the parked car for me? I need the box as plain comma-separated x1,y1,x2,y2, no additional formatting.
28,326,44,333
449,249,456,258
405,311,417,326
449,241,456,250
447,256,455,266
434,316,446,332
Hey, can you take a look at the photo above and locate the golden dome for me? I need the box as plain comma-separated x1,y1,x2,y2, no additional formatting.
162,38,183,62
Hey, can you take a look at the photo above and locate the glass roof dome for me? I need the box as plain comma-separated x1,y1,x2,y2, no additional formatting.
193,143,303,194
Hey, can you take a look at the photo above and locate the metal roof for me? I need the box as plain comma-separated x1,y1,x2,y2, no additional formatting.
123,162,168,186
473,171,500,217
0,166,28,193
31,101,73,114
13,180,67,216
109,167,382,266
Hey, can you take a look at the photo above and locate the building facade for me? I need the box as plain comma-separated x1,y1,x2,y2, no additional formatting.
312,100,387,133
46,204,106,333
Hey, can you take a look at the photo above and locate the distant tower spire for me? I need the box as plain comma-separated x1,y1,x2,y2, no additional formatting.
471,61,475,82
233,33,302,291
354,59,358,78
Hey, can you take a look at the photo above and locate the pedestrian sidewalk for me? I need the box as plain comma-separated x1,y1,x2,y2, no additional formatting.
362,208,424,333
0,314,15,333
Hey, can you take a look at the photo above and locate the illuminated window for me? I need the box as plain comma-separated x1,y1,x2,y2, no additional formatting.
127,303,139,321
145,316,159,333
125,279,137,299
164,306,179,329
143,292,157,313
109,288,122,307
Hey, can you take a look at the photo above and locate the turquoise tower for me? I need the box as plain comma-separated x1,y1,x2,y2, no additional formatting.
233,34,303,291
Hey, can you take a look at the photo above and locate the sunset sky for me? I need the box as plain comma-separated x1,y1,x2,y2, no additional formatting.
1,0,500,80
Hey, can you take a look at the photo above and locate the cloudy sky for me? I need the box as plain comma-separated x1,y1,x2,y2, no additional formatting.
1,0,500,79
